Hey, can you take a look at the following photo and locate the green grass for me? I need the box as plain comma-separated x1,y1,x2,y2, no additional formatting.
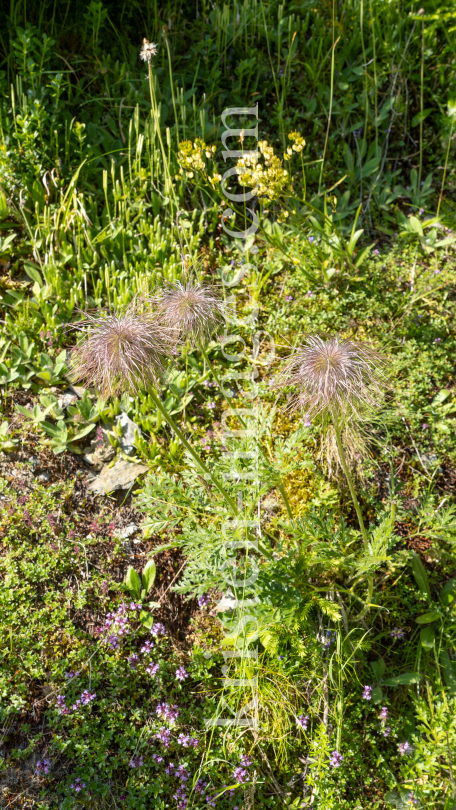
0,1,456,809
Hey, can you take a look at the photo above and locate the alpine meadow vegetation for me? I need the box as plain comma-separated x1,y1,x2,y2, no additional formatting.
0,2,456,809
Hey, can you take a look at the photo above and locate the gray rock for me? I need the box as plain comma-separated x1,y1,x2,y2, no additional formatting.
87,459,149,495
58,390,78,410
83,426,115,469
114,523,138,540
67,384,87,398
116,412,140,456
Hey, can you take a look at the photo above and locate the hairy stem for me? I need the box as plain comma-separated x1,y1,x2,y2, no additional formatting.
149,388,237,514
331,413,373,617
331,415,369,549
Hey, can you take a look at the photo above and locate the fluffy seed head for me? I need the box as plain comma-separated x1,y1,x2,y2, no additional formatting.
156,280,225,346
68,298,176,397
140,39,158,62
275,335,387,422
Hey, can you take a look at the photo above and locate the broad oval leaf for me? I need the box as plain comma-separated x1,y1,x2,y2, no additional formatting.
371,686,383,704
420,626,435,649
410,551,431,601
415,611,440,624
383,672,421,686
142,560,156,594
125,566,142,598
439,579,456,607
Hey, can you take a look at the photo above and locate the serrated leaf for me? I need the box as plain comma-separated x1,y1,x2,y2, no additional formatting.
141,560,156,594
125,566,142,599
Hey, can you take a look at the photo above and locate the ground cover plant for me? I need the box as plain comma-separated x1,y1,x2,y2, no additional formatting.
0,0,456,808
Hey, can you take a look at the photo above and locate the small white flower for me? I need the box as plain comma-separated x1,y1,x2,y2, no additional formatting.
140,39,158,62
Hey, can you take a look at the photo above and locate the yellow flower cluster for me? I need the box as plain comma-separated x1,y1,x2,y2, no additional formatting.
235,140,291,202
177,139,221,187
284,131,306,161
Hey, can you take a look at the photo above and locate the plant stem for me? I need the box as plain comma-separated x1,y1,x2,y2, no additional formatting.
148,388,237,514
437,113,455,219
331,412,374,618
199,344,294,522
331,415,369,549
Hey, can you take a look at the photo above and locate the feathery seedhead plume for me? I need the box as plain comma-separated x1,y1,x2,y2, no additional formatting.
275,335,387,422
140,39,158,62
68,297,176,397
156,280,225,346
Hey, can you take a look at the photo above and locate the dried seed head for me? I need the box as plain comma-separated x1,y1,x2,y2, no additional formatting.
156,280,225,346
275,335,387,422
140,39,158,62
68,298,176,397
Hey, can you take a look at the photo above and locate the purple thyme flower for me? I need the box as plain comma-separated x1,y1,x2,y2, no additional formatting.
329,750,344,767
379,707,389,722
165,762,175,775
178,733,190,747
233,766,249,783
297,714,309,730
175,666,189,681
70,778,86,792
128,654,139,669
176,765,190,782
80,690,96,705
129,756,144,768
434,338,441,343
198,594,210,608
399,741,411,756
284,295,293,302
381,726,391,737
146,662,160,676
156,727,172,747
362,685,373,700
390,627,405,640
36,759,51,776
153,754,164,763
141,641,154,654
151,622,166,636
56,695,69,715
240,754,252,767
195,779,208,793
65,670,80,680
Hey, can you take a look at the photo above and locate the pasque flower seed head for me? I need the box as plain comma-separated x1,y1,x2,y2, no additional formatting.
275,335,387,423
69,297,176,397
156,280,225,346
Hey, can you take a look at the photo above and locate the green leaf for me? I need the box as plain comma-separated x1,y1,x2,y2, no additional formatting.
411,109,433,127
141,560,156,594
440,649,456,693
370,657,386,680
125,566,141,599
383,672,421,686
410,551,431,601
371,686,383,703
439,579,456,607
420,626,435,649
23,262,43,286
139,611,155,629
415,611,440,624
72,423,96,442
